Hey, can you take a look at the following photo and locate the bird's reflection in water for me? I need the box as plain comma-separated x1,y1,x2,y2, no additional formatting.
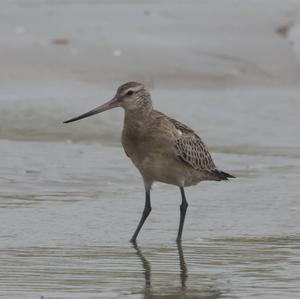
177,241,188,290
132,241,152,289
132,242,221,299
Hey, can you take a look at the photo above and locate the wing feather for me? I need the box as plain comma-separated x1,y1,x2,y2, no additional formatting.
163,114,215,170
154,110,216,170
175,133,216,170
153,111,234,180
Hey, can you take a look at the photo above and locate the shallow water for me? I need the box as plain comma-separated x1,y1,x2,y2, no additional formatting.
1,237,299,299
1,89,300,298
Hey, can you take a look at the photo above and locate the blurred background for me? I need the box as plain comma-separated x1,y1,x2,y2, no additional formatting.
0,1,300,299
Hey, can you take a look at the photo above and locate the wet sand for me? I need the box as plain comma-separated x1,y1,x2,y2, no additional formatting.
1,0,300,89
1,1,300,298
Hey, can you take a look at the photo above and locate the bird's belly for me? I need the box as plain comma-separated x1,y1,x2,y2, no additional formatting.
122,134,205,186
131,151,204,187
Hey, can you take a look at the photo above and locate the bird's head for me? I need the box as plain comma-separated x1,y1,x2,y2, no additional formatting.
64,82,152,124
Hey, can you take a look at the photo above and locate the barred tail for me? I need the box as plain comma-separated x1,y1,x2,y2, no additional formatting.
209,169,235,181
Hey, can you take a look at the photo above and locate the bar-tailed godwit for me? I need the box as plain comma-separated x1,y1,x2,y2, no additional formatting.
64,82,234,242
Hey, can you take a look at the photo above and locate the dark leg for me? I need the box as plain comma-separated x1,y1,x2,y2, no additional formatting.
130,186,151,243
176,187,188,242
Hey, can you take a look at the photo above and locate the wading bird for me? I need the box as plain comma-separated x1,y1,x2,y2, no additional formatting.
64,82,234,242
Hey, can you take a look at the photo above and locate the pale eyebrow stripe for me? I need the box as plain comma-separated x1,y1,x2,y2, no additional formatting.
122,85,143,95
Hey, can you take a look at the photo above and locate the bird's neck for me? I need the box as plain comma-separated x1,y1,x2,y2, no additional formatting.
124,104,153,119
124,105,153,130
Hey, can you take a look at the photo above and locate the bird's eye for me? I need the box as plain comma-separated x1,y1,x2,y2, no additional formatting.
126,90,133,96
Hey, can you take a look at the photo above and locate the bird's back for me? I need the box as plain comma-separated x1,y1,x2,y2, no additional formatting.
158,112,234,181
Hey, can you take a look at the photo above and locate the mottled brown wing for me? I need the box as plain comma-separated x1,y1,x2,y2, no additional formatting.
154,111,216,170
175,133,216,170
168,118,216,171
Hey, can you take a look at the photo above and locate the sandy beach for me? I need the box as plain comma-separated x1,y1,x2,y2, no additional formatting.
1,0,300,89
